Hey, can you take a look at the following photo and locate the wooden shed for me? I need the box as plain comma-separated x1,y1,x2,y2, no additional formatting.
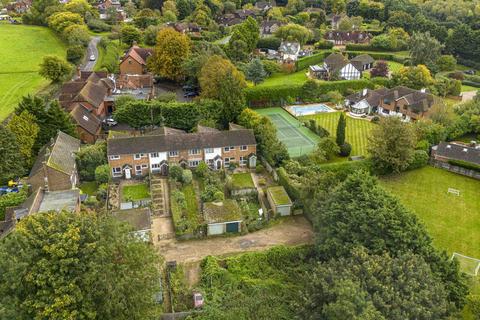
266,186,293,216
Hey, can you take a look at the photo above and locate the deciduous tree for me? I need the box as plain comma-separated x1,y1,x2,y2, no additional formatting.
244,58,267,85
391,65,434,90
369,60,389,77
275,23,312,45
120,24,142,46
409,32,443,68
0,126,25,183
150,27,190,81
0,211,162,319
39,55,73,83
7,111,40,166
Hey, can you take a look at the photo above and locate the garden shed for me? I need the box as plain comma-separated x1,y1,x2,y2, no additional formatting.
229,172,257,196
204,200,243,236
266,186,293,216
113,208,152,242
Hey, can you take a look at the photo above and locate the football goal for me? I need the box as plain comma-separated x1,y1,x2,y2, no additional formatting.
451,252,480,276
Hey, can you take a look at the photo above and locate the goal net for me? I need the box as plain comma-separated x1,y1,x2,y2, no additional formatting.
451,252,480,276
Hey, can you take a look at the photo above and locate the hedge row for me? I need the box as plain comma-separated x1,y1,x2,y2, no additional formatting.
448,159,480,172
457,57,480,70
245,78,386,104
295,51,331,71
346,51,407,64
345,44,404,52
462,80,480,88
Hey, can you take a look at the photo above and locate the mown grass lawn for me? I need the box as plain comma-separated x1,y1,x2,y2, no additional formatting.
231,173,255,189
387,61,403,73
380,166,480,259
80,181,98,196
182,183,199,217
299,112,374,156
122,183,150,201
461,84,479,92
256,70,309,88
0,24,66,121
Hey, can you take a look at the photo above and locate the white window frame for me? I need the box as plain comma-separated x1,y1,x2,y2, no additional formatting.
141,164,148,169
152,163,160,169
189,160,200,167
204,148,214,154
240,145,247,151
134,153,145,160
189,148,201,155
112,167,122,176
150,152,159,158
135,165,142,175
109,155,120,160
239,156,247,166
169,151,179,157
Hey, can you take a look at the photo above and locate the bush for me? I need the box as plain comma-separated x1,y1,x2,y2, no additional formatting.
213,191,224,202
314,41,334,49
371,116,380,123
255,164,265,174
448,72,465,81
87,18,111,32
0,189,27,220
407,150,429,170
172,190,186,209
462,80,480,88
339,142,352,157
182,169,193,184
416,139,430,152
262,60,281,75
467,295,480,320
295,51,330,71
94,164,110,184
448,159,480,172
436,55,457,72
170,165,183,182
76,142,107,181
257,36,281,50
96,183,108,201
66,45,85,65
195,161,209,178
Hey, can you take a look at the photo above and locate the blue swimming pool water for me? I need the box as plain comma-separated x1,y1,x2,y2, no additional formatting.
291,104,331,116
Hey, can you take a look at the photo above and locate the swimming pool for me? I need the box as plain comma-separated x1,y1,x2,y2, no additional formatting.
289,104,332,116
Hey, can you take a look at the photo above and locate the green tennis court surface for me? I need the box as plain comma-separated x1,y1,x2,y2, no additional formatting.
256,107,319,157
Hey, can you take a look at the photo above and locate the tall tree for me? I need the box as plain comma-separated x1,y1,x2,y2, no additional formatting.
300,248,449,319
370,60,389,77
367,116,416,173
274,23,312,45
150,28,191,82
199,55,246,126
335,113,346,146
244,59,267,85
391,65,434,90
0,126,25,183
0,211,161,319
6,111,40,167
409,31,443,68
120,24,142,46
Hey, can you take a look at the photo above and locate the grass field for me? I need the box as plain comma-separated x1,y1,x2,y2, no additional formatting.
299,112,374,156
380,166,480,259
257,70,309,88
122,183,150,201
0,24,66,121
256,107,320,157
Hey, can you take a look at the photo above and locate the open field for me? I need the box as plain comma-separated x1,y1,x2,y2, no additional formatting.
300,112,374,156
380,166,480,259
256,107,319,157
257,70,309,88
0,24,66,121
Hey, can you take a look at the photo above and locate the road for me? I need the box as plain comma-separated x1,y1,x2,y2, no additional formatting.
156,216,314,264
82,36,101,71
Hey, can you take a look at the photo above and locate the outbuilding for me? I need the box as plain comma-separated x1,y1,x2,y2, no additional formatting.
266,186,293,216
204,200,243,236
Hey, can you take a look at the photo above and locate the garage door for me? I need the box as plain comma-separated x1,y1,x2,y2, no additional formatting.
208,224,224,235
226,222,239,233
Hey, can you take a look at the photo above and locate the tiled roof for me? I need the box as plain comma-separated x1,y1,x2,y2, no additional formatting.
350,54,375,70
70,104,102,135
38,189,80,213
108,129,256,156
30,131,80,177
324,53,349,73
113,208,151,231
73,80,108,108
122,45,153,66
434,142,480,165
325,31,371,42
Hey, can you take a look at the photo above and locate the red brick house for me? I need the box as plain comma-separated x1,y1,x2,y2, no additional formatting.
107,125,257,179
324,31,372,45
28,131,81,192
70,103,103,144
119,45,153,75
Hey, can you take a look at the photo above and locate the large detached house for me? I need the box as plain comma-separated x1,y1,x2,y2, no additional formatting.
107,125,257,179
28,131,81,192
431,141,480,179
309,53,365,80
324,31,372,45
345,86,435,121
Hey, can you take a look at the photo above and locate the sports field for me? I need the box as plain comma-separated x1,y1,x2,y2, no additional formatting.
0,24,66,121
380,166,480,259
256,107,320,157
299,112,374,156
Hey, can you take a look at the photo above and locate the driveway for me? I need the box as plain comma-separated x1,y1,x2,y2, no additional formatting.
461,91,478,102
82,36,101,71
156,216,314,263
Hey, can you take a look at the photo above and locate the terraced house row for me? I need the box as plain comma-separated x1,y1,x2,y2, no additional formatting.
107,124,257,179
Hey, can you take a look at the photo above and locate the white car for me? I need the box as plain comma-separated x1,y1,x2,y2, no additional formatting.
103,117,117,126
89,54,96,61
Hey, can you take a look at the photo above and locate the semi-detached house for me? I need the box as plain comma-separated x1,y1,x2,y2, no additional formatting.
107,125,257,179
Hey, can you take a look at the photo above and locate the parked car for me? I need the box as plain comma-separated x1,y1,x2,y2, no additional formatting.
193,293,204,308
184,91,198,98
89,54,96,61
464,70,476,75
102,117,117,126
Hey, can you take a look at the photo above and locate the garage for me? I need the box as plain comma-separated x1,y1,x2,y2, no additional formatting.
204,200,243,236
207,223,224,236
226,222,240,233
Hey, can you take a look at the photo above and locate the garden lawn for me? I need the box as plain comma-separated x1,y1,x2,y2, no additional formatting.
182,183,199,217
257,70,309,88
122,183,150,201
461,84,479,92
380,166,480,259
0,24,66,121
80,182,98,196
387,61,403,73
300,112,374,156
231,173,255,189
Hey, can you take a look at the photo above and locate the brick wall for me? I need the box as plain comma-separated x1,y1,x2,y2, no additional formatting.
46,167,73,191
120,58,144,75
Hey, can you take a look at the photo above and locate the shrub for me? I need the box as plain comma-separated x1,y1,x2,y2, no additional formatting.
467,295,480,320
96,183,108,201
436,55,457,72
257,36,281,50
339,142,352,157
371,116,380,123
195,161,209,178
258,178,266,186
448,159,480,172
76,142,107,181
87,18,111,32
255,164,265,174
182,169,193,184
66,45,85,65
262,60,281,75
416,139,430,152
314,41,334,49
0,189,27,220
94,164,110,184
407,150,429,170
448,72,465,81
169,165,183,182
172,190,186,209
295,51,330,70
213,191,224,202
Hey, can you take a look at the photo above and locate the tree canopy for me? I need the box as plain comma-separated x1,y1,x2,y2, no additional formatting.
0,211,161,319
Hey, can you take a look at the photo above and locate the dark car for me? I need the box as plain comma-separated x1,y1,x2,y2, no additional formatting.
184,91,198,98
464,70,476,75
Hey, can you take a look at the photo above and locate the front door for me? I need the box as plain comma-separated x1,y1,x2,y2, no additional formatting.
125,168,131,179
215,160,222,170
161,164,168,176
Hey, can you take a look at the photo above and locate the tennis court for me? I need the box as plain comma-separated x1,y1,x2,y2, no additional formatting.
256,108,319,157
